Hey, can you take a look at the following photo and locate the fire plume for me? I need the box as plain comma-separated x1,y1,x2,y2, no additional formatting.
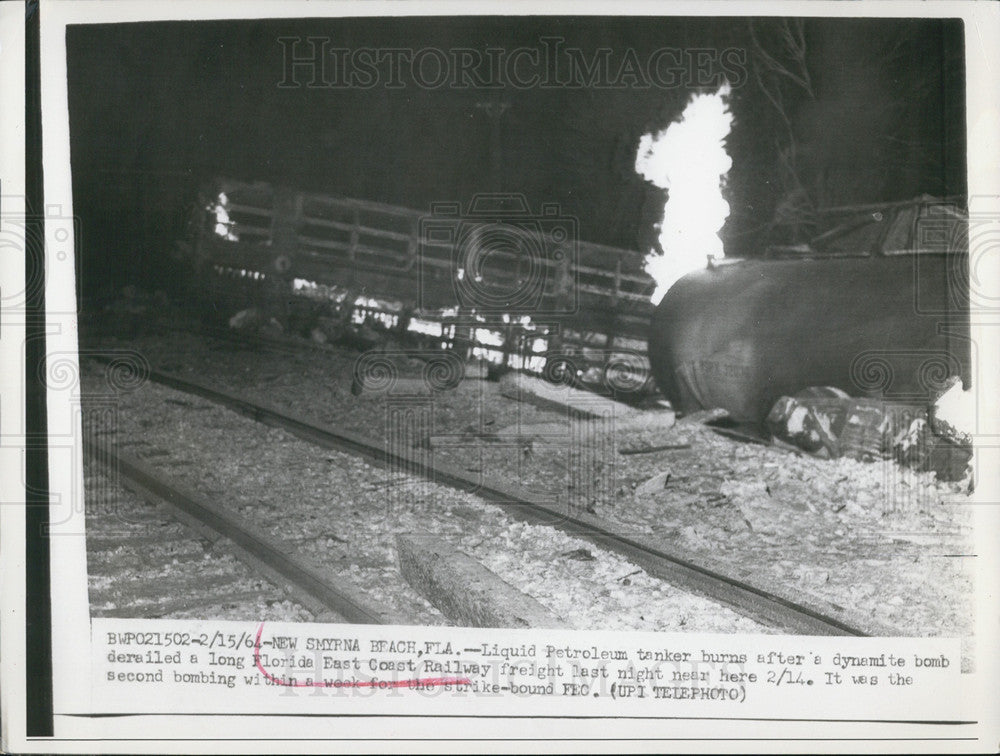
635,84,733,304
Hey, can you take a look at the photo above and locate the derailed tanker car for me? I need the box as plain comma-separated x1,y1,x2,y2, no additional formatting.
648,198,971,425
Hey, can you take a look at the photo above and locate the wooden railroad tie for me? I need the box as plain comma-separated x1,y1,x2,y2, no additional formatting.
396,535,569,629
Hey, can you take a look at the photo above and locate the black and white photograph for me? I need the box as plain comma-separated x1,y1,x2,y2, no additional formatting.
3,1,999,751
69,12,974,636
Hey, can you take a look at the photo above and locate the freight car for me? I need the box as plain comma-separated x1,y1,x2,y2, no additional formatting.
179,178,659,396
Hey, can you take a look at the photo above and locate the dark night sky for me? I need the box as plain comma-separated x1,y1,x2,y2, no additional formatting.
65,16,965,294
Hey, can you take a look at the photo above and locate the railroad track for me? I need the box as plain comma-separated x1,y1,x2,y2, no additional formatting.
84,467,317,620
85,441,389,624
89,355,876,636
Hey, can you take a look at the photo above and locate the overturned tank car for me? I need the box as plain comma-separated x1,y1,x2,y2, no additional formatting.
648,198,971,423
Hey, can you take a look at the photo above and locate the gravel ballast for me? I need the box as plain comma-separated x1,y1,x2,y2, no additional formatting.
81,327,974,641
81,363,772,634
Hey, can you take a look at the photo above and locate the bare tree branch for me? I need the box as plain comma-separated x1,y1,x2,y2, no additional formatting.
749,20,815,97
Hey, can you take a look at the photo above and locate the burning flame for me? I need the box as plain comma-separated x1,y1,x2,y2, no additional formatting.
635,84,733,305
212,192,239,242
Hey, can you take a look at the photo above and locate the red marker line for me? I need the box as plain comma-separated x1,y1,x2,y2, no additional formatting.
253,623,471,689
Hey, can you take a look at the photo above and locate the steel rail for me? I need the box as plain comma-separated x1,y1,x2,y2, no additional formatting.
84,437,389,625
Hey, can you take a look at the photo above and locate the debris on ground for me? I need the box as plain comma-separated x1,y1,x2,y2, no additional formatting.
560,548,596,562
228,307,284,335
499,372,645,419
677,407,730,425
634,470,673,498
619,442,691,455
766,387,973,481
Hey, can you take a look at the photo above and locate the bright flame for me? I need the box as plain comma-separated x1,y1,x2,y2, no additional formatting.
212,192,239,241
475,328,504,347
635,84,733,304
